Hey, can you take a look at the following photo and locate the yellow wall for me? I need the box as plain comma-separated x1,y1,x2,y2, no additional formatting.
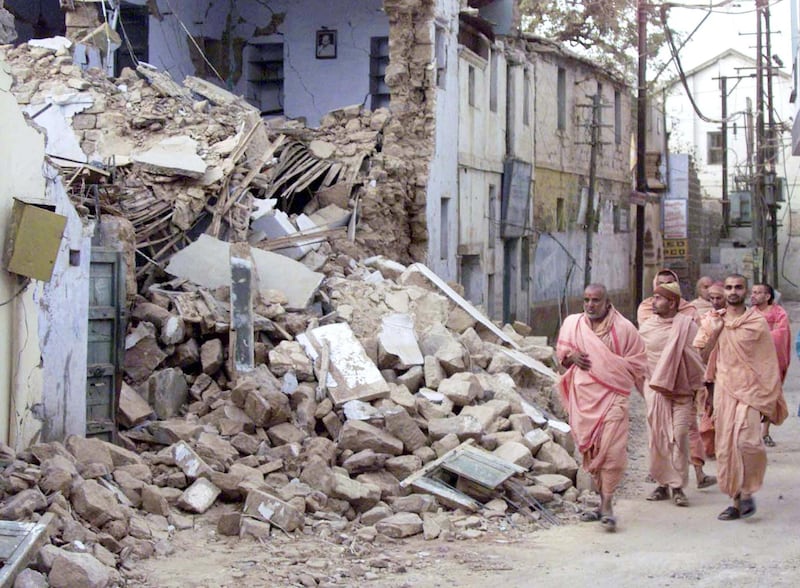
0,55,46,447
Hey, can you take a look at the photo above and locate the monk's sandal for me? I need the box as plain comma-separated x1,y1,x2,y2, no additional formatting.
646,486,669,501
672,489,689,507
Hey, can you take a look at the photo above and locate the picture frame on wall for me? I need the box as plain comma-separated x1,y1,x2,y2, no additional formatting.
316,29,337,59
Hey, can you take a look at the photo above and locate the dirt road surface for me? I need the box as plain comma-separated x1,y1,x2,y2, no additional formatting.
131,302,800,588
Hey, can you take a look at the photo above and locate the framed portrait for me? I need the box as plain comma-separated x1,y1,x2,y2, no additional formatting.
316,29,337,59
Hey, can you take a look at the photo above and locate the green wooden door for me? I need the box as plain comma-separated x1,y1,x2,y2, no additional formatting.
87,250,126,440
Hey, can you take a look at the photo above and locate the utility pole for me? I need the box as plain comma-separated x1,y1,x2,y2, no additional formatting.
583,91,601,287
635,0,647,303
754,0,766,282
720,76,730,232
764,4,779,287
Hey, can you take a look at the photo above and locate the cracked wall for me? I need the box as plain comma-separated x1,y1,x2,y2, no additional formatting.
149,0,389,127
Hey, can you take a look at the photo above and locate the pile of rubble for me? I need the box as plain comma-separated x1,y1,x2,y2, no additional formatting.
1,37,421,273
0,35,588,588
0,252,588,586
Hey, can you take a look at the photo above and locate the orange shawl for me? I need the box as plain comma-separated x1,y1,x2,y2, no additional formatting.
556,308,647,452
756,304,791,383
639,313,705,396
708,308,788,425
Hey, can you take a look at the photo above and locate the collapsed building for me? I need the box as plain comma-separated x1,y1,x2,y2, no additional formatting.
0,1,658,584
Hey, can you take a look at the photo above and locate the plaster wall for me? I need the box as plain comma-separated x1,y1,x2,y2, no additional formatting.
0,56,91,448
425,0,460,282
149,0,388,126
0,56,45,447
38,168,92,442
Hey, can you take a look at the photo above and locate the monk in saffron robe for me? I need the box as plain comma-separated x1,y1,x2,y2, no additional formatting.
750,283,791,447
696,282,726,458
690,276,714,316
557,284,647,531
637,269,714,488
693,274,788,521
639,282,706,506
637,269,699,326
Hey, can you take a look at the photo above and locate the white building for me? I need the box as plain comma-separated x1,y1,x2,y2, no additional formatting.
666,48,800,297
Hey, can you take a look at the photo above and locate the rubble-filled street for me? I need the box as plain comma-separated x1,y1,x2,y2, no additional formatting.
2,0,800,587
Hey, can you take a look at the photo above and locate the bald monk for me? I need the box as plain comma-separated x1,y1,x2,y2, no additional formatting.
750,283,791,447
690,276,714,316
557,284,647,532
639,281,706,507
693,274,788,521
638,269,714,488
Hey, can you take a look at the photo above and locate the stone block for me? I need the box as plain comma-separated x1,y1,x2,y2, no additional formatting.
71,480,127,528
396,365,424,394
532,473,573,493
390,494,437,514
537,441,579,479
117,382,154,428
49,551,112,588
267,422,307,446
65,435,114,471
148,368,188,419
268,340,314,380
493,441,534,469
342,449,390,475
243,488,304,532
375,512,423,538
171,441,213,479
0,488,47,520
330,472,381,511
177,478,221,514
427,415,482,442
13,568,48,588
385,454,422,480
141,485,171,517
217,512,241,536
200,339,224,375
423,356,445,389
383,409,427,452
338,420,403,456
523,428,552,455
438,373,480,406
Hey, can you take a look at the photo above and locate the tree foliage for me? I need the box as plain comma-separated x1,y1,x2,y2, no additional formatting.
520,0,667,83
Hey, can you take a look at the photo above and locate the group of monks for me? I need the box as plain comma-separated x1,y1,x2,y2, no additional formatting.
556,271,791,532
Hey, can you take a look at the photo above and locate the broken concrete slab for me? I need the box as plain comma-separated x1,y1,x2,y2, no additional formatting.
132,136,207,178
377,313,423,369
165,235,323,310
298,322,390,406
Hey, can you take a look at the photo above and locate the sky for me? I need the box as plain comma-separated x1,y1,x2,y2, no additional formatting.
663,0,795,74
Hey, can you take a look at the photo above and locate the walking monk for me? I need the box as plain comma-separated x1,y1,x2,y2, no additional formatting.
693,274,788,521
637,269,698,326
638,269,714,488
696,282,726,458
639,281,706,507
557,284,647,532
750,283,791,447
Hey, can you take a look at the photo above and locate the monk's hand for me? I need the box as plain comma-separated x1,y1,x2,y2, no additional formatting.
568,351,591,371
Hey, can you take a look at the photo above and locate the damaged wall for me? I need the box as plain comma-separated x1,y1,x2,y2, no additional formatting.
0,53,90,448
527,45,635,335
148,0,389,126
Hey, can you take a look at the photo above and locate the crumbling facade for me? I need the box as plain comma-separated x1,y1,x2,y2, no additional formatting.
524,39,636,336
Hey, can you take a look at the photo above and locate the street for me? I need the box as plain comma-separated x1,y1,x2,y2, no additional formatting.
133,302,800,588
